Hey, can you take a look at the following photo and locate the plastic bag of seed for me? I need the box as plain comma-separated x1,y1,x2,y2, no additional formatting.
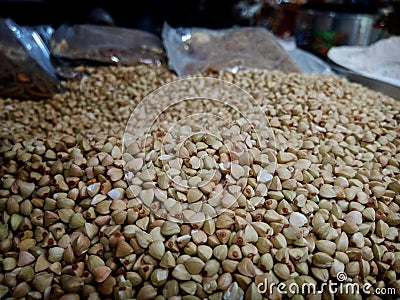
25,25,54,48
0,18,60,100
50,24,167,67
162,23,300,76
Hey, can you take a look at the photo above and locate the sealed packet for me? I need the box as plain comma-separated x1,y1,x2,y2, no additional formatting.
51,24,166,66
162,23,300,76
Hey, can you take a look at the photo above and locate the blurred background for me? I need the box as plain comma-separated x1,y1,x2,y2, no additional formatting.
1,0,399,99
0,0,399,60
0,0,399,36
3,0,247,35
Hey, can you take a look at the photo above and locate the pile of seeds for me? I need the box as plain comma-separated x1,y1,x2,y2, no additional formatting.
0,64,399,300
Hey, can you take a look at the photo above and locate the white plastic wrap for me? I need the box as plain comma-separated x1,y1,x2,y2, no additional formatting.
162,23,300,76
328,36,400,87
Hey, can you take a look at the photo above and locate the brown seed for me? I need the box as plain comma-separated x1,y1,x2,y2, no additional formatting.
264,210,283,222
335,232,349,252
311,267,329,282
213,244,228,261
270,233,287,249
187,188,203,203
362,207,376,222
115,240,134,257
17,251,35,266
172,264,191,281
191,229,207,245
203,259,220,277
216,214,235,229
232,230,246,246
12,282,30,298
315,240,336,256
69,213,85,228
136,230,153,248
197,245,213,261
245,282,262,300
277,151,297,163
163,279,179,298
60,275,84,293
140,189,155,206
19,181,35,198
234,274,252,290
7,196,20,214
42,211,59,227
221,192,238,209
344,211,363,225
180,281,197,295
250,221,271,237
93,266,112,283
97,274,116,296
34,253,50,272
275,247,290,264
217,273,233,290
237,258,257,277
228,244,243,260
199,181,215,195
127,272,143,286
191,212,206,230
59,293,81,300
312,252,334,268
345,261,360,278
3,257,17,271
151,269,169,287
32,272,54,292
376,220,389,238
258,253,274,271
273,263,291,280
149,240,165,260
83,223,98,240
107,168,123,182
222,260,239,273
48,247,65,263
160,251,176,269
312,223,330,239
184,257,205,275
161,221,181,236
255,237,273,254
330,258,345,278
241,244,258,259
72,233,90,256
386,212,400,226
349,232,365,248
269,176,282,191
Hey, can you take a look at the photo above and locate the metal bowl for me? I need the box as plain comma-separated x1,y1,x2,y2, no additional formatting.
295,9,384,58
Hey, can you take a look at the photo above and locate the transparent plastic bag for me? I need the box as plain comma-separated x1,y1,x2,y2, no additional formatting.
0,18,60,100
51,24,166,66
25,25,54,48
162,23,300,76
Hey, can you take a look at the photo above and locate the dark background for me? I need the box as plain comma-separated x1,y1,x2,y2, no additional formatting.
0,0,398,36
0,0,247,36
